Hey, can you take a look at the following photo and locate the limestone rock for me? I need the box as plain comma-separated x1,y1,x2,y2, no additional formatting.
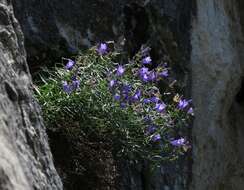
12,0,193,79
9,0,244,189
0,0,62,189
191,0,244,189
12,0,194,189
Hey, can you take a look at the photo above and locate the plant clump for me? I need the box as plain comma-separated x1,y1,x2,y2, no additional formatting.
36,41,193,174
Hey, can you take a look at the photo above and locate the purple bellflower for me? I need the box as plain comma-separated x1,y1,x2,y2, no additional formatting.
142,56,152,64
72,79,80,89
187,107,194,115
141,74,149,82
139,67,149,76
159,70,169,78
150,96,160,103
116,65,125,76
170,138,186,147
143,98,151,104
131,90,141,102
148,71,157,81
152,134,161,142
97,43,108,55
65,59,75,70
155,102,166,112
62,81,72,94
178,99,191,110
109,80,116,88
114,94,121,101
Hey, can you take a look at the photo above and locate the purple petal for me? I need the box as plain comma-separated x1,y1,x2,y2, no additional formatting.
139,67,149,76
148,71,157,81
109,80,116,88
140,73,149,82
152,134,161,142
72,79,80,89
150,97,160,103
114,94,121,101
116,65,125,76
155,102,166,112
62,81,72,94
142,56,152,64
187,107,194,115
178,99,190,110
97,43,108,55
159,70,169,78
170,138,186,147
132,90,141,102
143,98,151,104
65,59,75,70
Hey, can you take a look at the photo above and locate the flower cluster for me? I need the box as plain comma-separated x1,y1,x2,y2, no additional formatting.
54,42,193,165
103,43,193,149
62,59,80,94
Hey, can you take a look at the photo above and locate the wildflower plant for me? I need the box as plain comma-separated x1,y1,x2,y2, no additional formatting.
36,42,193,169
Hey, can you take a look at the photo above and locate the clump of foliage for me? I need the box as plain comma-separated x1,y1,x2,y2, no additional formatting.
35,42,193,169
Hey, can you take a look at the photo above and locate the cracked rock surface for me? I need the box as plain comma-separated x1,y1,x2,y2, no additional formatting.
0,0,62,189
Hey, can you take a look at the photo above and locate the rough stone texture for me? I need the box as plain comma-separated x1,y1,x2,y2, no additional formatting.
12,0,193,82
0,0,62,189
191,0,244,189
11,0,194,190
9,0,244,189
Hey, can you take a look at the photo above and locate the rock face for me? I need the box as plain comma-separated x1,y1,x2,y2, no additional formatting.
11,0,244,189
191,0,244,189
0,0,62,189
12,0,194,190
12,0,194,80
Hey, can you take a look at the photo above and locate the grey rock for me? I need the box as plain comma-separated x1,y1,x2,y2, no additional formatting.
10,0,244,189
0,0,62,189
12,0,194,190
12,0,193,79
191,0,244,189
